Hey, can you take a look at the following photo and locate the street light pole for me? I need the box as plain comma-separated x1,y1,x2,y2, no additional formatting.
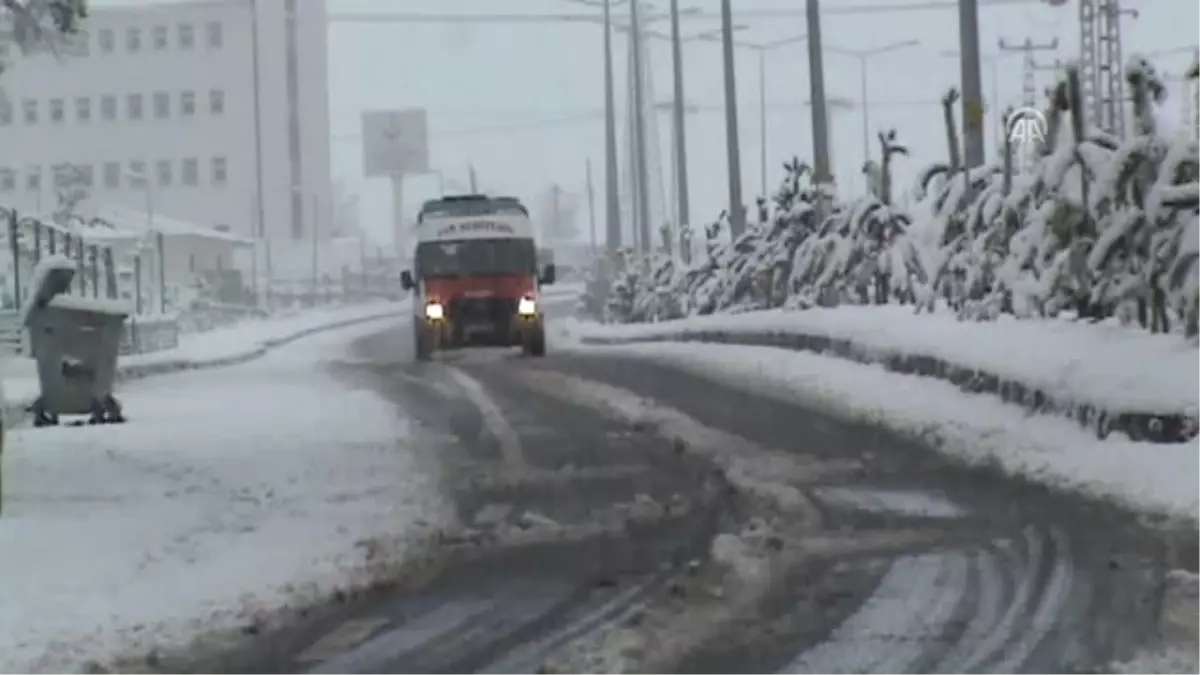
629,0,653,252
806,0,832,196
668,0,690,230
719,0,745,236
757,47,767,199
602,0,622,252
826,40,920,177
958,0,986,168
858,55,870,166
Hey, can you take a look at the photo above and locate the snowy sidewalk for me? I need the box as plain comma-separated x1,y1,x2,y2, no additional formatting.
1,300,407,413
0,318,450,673
559,306,1199,444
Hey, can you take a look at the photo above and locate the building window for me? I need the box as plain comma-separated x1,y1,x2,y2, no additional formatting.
182,158,198,186
156,159,172,187
154,91,169,119
21,99,37,125
211,157,227,185
0,100,11,126
127,93,143,120
49,98,64,123
0,169,15,191
129,160,147,187
153,25,168,50
209,89,224,115
126,27,141,52
103,161,120,188
99,28,114,53
78,164,94,187
76,97,91,122
101,95,117,121
206,21,222,48
26,166,40,192
178,23,194,49
180,91,195,116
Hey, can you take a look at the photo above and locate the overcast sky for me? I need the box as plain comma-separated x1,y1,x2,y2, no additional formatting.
87,0,1200,247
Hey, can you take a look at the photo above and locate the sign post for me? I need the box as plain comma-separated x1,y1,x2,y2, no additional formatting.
361,109,429,264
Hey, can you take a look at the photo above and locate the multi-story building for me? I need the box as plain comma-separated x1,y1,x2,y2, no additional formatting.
0,0,331,268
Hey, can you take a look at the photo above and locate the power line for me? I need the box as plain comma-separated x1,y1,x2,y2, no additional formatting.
330,99,946,141
326,0,1052,25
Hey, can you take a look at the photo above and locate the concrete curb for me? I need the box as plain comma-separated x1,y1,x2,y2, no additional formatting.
579,328,1199,445
3,308,400,427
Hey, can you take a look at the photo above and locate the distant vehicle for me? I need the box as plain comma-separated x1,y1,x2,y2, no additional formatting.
399,194,555,360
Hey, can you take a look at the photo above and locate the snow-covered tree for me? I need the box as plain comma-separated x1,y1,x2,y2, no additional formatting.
0,0,88,73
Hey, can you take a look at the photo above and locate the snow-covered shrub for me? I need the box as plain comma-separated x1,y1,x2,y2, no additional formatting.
599,60,1199,338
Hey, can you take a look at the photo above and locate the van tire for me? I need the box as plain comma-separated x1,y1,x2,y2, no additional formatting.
414,322,433,362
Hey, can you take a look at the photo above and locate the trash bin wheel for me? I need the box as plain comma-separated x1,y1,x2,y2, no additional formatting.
31,398,59,427
89,396,125,424
103,395,126,424
413,322,434,362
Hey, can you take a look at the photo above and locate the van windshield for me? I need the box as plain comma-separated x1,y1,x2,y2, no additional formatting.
416,238,536,278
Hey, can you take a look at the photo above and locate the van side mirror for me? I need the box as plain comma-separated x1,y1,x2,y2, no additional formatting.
539,263,556,286
400,270,415,291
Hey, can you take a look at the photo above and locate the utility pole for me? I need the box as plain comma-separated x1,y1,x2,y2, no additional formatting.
998,37,1059,173
668,0,690,231
602,0,622,252
629,0,653,252
720,0,745,236
958,0,986,168
550,183,562,245
586,157,598,253
999,37,1060,108
805,0,832,196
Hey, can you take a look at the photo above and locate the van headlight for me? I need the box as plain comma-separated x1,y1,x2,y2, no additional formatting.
424,302,445,320
517,297,537,316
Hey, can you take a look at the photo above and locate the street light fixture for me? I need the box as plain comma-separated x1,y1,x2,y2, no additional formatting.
695,32,806,199
824,39,921,172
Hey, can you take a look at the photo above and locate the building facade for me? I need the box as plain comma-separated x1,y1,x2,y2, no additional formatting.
0,0,331,270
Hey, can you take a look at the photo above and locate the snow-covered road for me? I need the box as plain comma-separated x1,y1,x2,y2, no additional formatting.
0,317,451,673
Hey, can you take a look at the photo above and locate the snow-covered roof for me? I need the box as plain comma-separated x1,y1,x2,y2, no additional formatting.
89,205,254,246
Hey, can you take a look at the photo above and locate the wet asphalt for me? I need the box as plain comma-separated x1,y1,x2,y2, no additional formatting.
161,303,1182,674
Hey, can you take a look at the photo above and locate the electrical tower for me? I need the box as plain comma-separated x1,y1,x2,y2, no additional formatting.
1076,0,1137,137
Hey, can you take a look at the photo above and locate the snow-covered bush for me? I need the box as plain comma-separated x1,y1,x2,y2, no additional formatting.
601,59,1200,338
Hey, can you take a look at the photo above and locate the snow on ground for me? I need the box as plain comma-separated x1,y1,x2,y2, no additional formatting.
0,317,451,673
557,306,1199,416
1,300,407,404
555,339,1198,522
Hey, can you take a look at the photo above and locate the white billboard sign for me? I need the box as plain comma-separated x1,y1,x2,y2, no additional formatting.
361,108,429,177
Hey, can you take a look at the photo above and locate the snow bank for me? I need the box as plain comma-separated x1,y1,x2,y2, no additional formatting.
0,319,450,673
560,306,1199,443
573,341,1199,522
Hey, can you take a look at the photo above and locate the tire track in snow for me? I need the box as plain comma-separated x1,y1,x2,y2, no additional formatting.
779,551,970,673
930,546,1010,672
443,366,525,467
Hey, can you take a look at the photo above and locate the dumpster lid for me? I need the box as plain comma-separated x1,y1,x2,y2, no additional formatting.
18,254,78,326
47,294,134,317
